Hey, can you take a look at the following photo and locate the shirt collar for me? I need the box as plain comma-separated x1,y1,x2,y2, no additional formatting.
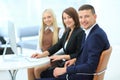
45,26,54,32
84,23,96,38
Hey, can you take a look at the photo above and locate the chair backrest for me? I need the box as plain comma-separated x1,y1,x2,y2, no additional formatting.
17,25,39,38
93,46,112,80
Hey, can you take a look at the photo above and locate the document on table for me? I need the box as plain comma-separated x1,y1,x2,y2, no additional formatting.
25,57,49,62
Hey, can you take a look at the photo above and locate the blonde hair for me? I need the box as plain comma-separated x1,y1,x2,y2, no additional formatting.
39,9,59,49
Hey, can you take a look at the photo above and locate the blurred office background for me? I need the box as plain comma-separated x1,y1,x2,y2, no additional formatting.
0,0,120,80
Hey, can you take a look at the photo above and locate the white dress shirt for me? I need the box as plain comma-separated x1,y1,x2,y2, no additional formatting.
84,23,96,39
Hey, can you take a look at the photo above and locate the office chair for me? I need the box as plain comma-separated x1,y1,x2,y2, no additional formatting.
93,46,112,80
66,46,112,80
17,25,39,53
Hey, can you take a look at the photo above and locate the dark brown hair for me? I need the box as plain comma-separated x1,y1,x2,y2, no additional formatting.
62,7,80,29
78,4,96,14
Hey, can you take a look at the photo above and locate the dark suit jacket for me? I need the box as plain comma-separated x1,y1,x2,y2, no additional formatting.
67,24,110,80
48,27,84,59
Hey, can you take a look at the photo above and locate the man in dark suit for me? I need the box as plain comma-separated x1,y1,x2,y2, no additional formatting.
38,4,110,80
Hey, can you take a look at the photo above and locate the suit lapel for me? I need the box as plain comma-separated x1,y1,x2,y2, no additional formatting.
63,28,71,48
66,28,76,48
63,28,76,50
81,32,86,50
86,24,99,41
81,24,99,50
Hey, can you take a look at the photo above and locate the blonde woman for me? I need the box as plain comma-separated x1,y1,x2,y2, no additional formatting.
27,9,64,80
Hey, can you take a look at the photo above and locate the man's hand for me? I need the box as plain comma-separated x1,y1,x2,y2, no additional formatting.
53,67,66,78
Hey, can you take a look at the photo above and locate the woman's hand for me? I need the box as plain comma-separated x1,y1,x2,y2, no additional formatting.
31,51,49,58
64,58,76,67
50,55,63,62
31,53,42,58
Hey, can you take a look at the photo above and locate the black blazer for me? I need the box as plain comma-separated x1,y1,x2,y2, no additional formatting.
48,27,84,59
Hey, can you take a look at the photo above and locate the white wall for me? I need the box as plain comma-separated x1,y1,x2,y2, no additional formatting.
88,0,120,45
0,0,41,28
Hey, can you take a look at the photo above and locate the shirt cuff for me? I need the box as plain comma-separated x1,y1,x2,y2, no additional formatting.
67,65,76,74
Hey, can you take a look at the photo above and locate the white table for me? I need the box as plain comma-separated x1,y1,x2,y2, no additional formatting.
0,55,50,80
